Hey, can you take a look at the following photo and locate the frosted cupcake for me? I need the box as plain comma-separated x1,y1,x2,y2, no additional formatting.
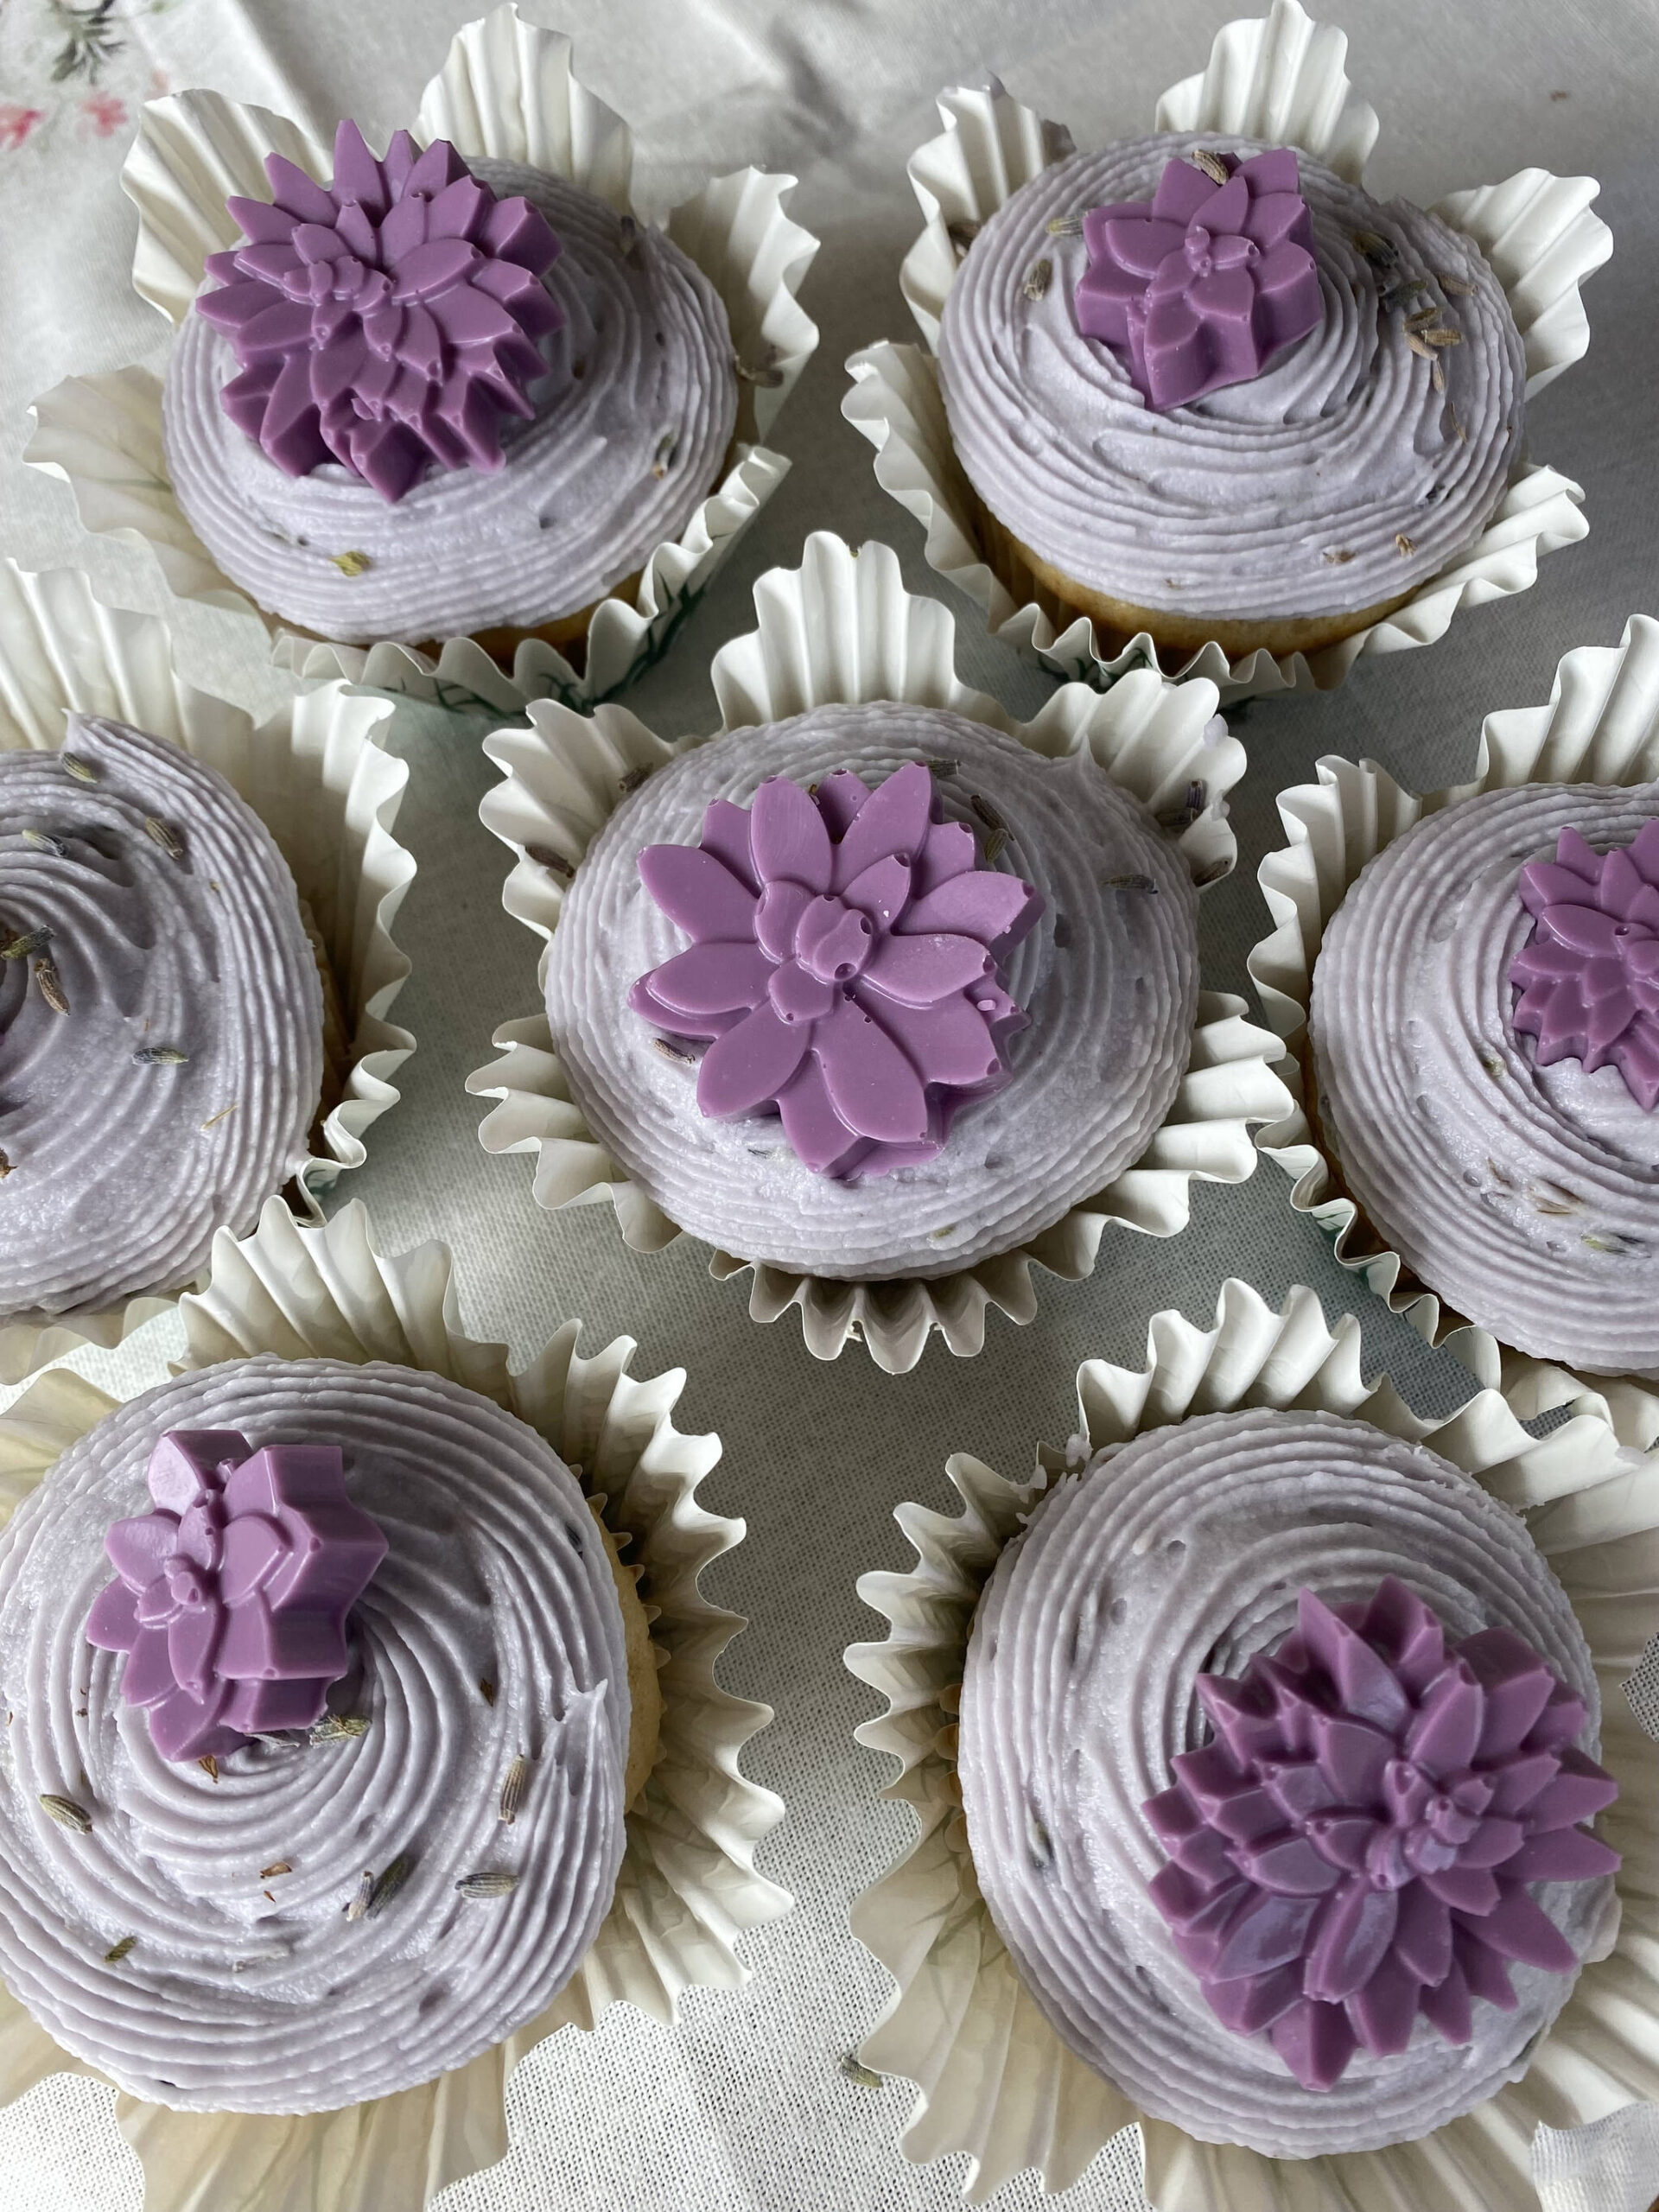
552,706,1196,1281
847,1281,1651,2205
938,136,1522,663
0,1193,782,2202
165,118,737,666
472,533,1291,1370
29,7,818,708
0,563,414,1386
845,0,1608,699
2,717,320,1319
1253,616,1659,1387
0,1356,655,2109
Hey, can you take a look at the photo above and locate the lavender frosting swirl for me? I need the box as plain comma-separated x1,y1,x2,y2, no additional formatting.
958,1408,1613,2157
164,161,737,645
543,703,1199,1280
0,1358,630,2112
938,133,1524,622
0,717,321,1320
1309,785,1659,1377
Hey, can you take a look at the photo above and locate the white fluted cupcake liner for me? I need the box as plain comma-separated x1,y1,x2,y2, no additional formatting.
0,562,415,1385
26,3,819,715
467,532,1291,1372
844,1275,1659,2208
842,0,1608,708
1249,611,1659,1402
0,1195,787,2212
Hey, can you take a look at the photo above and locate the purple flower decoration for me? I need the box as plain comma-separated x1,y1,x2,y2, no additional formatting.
628,763,1044,1178
1075,148,1323,410
1510,822,1659,1110
196,118,562,503
1144,1578,1618,2093
85,1429,388,1763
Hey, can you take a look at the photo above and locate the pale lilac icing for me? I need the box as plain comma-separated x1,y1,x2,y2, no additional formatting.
938,134,1525,622
86,1428,387,1763
1143,1576,1618,2094
1077,148,1322,410
1510,823,1659,1110
196,121,561,502
0,1357,630,2112
957,1407,1618,2158
628,763,1042,1177
1307,784,1659,1377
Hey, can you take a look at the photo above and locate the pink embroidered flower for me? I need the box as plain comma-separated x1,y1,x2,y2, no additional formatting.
629,763,1043,1178
79,92,126,140
86,1429,388,1763
1075,148,1322,410
197,118,561,503
1144,1578,1618,2092
0,105,44,152
1510,822,1659,1109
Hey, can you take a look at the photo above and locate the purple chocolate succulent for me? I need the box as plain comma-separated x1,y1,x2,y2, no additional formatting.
1143,1577,1618,2092
1510,823,1659,1111
196,118,562,503
85,1429,388,1763
628,763,1043,1178
1075,148,1323,411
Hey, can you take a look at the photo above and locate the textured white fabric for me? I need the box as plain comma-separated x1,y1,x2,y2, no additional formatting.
1,1,1657,2207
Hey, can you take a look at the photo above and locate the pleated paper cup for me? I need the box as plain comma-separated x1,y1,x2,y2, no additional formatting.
844,1275,1659,2208
0,562,415,1385
467,532,1292,1373
1250,612,1659,1406
843,0,1609,708
25,2,819,715
0,1195,788,2212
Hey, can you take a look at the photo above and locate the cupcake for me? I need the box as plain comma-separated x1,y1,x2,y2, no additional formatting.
1253,614,1659,1385
0,562,414,1384
29,6,818,709
0,1198,782,2199
0,1357,655,2108
847,1279,1652,2204
471,534,1291,1370
845,0,1608,700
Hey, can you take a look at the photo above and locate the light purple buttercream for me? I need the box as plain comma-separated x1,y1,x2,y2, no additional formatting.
196,120,562,503
1076,148,1322,410
628,762,1043,1177
86,1428,387,1762
1143,1575,1618,2094
1510,821,1659,1110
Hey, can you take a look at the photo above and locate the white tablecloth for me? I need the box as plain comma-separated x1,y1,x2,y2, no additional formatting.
1,1,1657,2205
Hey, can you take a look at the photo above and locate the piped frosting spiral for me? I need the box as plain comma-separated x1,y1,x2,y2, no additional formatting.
164,161,737,644
0,1357,630,2112
543,703,1199,1280
938,133,1523,623
957,1408,1614,2156
1309,783,1659,1376
0,716,321,1320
